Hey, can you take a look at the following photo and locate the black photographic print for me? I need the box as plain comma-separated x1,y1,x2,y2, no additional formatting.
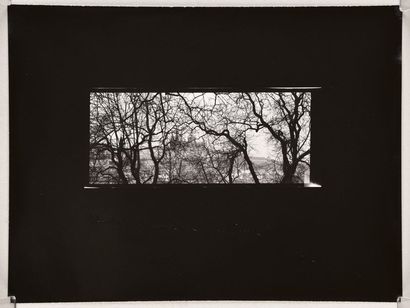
9,5,401,303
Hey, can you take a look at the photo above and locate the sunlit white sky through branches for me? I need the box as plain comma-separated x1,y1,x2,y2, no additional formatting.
247,130,273,158
183,93,274,159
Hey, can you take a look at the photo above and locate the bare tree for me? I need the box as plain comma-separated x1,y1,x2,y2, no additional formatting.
90,93,131,184
173,92,261,184
242,92,311,183
142,93,180,183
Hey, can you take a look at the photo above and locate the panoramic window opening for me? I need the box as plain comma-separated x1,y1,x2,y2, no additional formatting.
89,91,311,184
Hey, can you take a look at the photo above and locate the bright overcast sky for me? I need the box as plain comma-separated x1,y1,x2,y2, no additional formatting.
247,130,274,158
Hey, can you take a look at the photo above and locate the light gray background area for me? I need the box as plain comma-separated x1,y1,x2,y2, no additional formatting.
0,0,404,307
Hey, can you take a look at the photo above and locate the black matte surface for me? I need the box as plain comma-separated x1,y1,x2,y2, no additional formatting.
8,6,402,302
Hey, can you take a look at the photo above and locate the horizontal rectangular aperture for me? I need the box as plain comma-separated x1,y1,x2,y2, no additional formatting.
89,92,311,185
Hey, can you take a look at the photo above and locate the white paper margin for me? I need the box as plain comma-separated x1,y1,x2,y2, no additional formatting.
0,0,8,301
6,0,401,6
402,0,410,301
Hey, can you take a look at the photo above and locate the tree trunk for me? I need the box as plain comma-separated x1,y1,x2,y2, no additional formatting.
227,151,239,184
147,142,160,184
147,130,160,184
280,141,296,183
115,160,128,184
281,163,297,183
132,147,141,184
130,151,141,184
116,140,128,184
242,151,260,184
152,162,159,184
225,136,259,184
228,157,235,184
